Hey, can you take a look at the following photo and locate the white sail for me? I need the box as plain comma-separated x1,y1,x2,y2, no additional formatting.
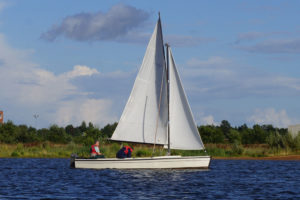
111,18,168,145
168,48,205,150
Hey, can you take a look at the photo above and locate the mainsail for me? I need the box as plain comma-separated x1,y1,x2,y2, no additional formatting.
111,17,168,145
111,16,205,151
168,48,205,150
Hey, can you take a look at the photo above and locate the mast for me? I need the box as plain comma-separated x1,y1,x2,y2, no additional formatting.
165,43,170,156
159,12,170,155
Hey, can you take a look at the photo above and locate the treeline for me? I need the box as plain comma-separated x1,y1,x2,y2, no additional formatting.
0,120,117,146
1,120,299,151
199,120,300,151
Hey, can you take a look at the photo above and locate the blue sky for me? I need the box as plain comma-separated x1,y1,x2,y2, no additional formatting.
0,0,300,128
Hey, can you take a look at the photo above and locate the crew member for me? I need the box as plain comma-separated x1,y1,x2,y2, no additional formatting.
90,140,103,158
116,145,133,158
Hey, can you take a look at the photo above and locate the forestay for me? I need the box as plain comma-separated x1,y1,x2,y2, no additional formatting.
168,48,205,150
111,18,168,145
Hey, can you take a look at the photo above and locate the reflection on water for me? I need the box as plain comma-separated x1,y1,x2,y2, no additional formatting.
0,158,299,199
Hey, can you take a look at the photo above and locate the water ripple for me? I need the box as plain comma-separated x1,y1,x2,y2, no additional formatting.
0,158,299,199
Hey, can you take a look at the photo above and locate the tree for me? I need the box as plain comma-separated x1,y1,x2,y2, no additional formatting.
220,120,231,141
65,124,81,137
16,125,38,143
227,129,241,143
199,125,225,143
238,124,248,132
101,123,118,138
0,120,17,143
47,125,71,144
79,121,87,133
253,125,267,144
88,122,94,129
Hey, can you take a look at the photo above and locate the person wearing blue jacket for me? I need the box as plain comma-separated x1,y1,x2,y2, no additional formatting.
116,146,133,158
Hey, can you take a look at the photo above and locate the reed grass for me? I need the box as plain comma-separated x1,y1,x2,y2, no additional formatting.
0,142,299,158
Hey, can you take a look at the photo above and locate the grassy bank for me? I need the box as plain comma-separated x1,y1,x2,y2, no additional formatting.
1,142,299,159
0,142,170,158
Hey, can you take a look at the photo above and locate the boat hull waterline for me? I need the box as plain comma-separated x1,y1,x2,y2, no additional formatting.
72,156,211,169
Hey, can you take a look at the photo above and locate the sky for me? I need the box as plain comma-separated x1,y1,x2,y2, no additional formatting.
0,0,300,128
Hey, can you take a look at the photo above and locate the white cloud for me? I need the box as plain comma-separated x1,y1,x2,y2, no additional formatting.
200,115,218,126
181,56,300,99
248,108,294,128
0,33,116,127
40,3,214,47
54,98,117,127
65,65,99,78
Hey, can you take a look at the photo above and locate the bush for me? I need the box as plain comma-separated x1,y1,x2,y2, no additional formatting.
294,134,300,151
228,130,241,143
231,141,244,155
11,151,20,157
206,147,227,157
266,132,281,150
47,125,71,144
42,141,51,150
83,137,95,147
135,149,152,157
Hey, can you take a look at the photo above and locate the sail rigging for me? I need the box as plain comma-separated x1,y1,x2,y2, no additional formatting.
111,16,205,151
111,17,168,145
168,48,205,150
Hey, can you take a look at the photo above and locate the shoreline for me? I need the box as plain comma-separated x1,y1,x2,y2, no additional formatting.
213,155,300,161
1,143,300,160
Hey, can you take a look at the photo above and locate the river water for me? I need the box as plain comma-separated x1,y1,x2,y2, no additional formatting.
0,158,299,199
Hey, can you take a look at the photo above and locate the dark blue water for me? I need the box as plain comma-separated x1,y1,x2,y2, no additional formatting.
0,159,299,199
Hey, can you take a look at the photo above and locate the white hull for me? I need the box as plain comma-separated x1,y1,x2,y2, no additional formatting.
71,156,211,169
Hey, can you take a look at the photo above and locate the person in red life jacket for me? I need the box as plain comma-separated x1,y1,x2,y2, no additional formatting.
116,145,133,158
90,140,104,158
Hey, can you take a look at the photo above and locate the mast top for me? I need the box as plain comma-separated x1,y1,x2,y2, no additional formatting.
158,11,160,19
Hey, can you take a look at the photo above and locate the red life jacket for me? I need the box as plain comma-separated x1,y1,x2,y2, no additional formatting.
124,146,133,154
90,144,97,154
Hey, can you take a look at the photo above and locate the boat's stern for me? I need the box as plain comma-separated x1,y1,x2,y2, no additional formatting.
70,154,77,168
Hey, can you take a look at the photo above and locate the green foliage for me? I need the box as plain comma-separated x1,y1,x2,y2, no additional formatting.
1,119,299,159
135,149,152,157
231,141,244,155
83,137,95,147
206,147,227,157
79,121,87,133
47,125,71,144
266,131,300,153
252,125,267,143
110,143,121,152
199,125,225,143
220,120,231,139
42,141,51,150
295,133,300,150
0,121,104,145
228,129,241,143
11,151,20,157
0,120,18,143
100,123,118,139
65,124,81,137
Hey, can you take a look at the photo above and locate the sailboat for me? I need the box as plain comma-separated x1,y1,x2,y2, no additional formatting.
71,15,211,169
